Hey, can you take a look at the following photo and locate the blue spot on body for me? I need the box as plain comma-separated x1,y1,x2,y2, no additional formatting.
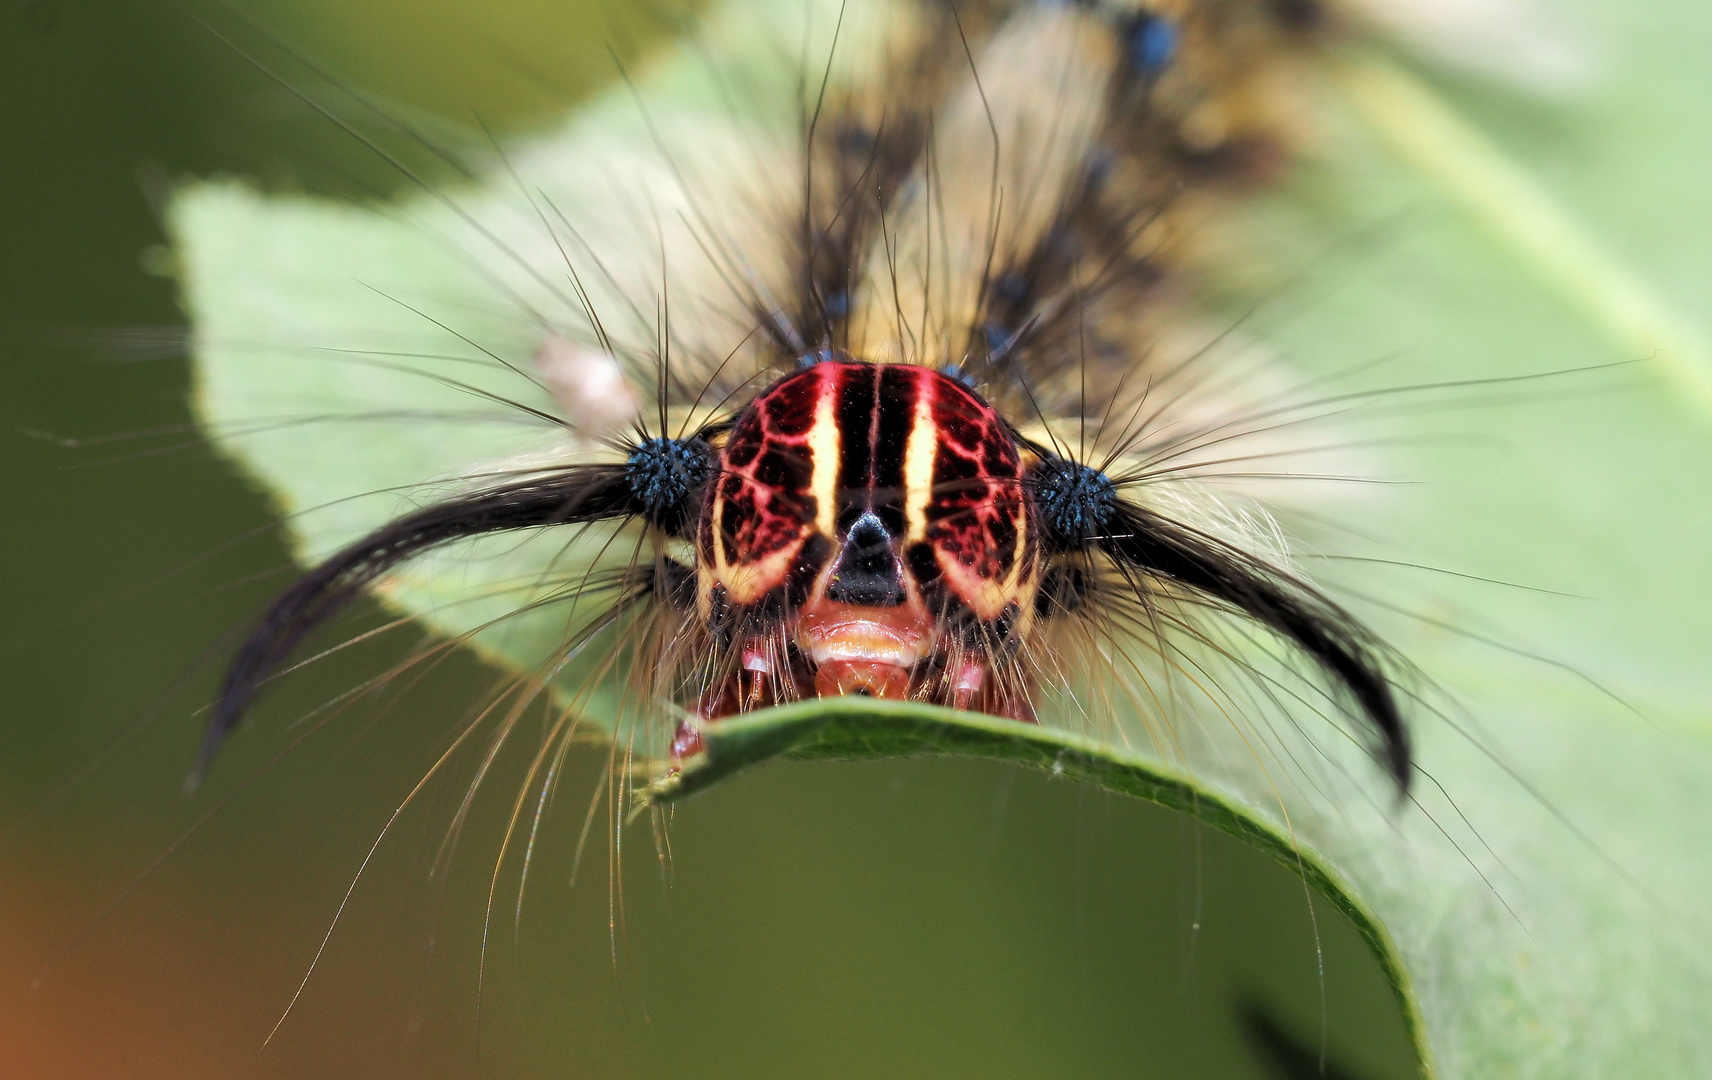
994,272,1030,306
1085,146,1116,189
1032,456,1117,548
627,436,711,524
1130,14,1178,75
943,363,977,389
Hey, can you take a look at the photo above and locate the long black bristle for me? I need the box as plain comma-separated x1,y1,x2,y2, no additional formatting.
193,466,635,785
1102,502,1412,795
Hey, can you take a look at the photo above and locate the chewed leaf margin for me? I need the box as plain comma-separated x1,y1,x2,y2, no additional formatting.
645,696,1432,1079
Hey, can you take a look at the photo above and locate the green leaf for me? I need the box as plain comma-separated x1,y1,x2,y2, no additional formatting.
170,1,1712,1077
642,697,1424,1062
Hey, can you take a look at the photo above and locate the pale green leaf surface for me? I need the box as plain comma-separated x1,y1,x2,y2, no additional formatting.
171,1,1712,1076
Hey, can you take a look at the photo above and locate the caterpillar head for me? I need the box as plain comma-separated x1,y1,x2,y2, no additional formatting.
693,355,1040,720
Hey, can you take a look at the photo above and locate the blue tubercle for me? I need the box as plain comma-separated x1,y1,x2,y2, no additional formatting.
626,436,711,525
942,363,978,389
1129,14,1178,76
797,347,839,369
1031,455,1118,549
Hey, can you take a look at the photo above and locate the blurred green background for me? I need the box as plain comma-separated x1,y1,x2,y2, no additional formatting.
0,2,1414,1076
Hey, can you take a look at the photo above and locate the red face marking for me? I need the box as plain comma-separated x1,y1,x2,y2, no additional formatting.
914,364,1030,620
688,356,1040,736
697,363,828,605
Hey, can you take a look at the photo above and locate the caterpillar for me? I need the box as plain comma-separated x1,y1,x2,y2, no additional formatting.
189,0,1420,797
23,0,1698,1074
20,0,1709,1075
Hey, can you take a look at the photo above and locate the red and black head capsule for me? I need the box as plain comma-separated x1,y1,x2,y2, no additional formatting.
694,356,1041,719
